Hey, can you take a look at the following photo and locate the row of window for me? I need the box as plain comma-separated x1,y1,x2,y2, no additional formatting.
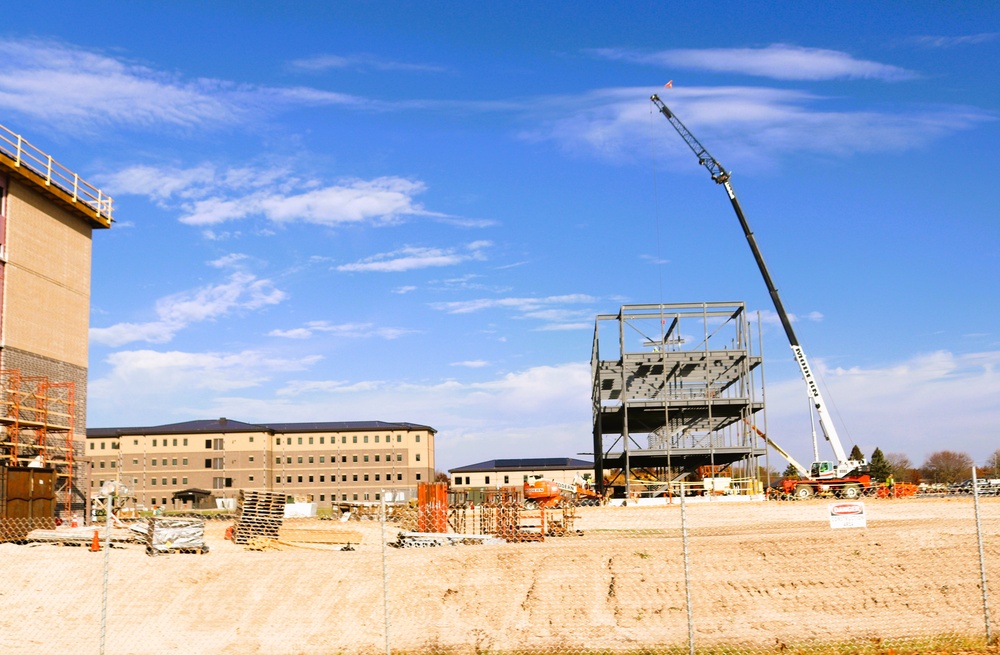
92,471,421,489
89,434,424,451
454,475,526,485
94,453,419,469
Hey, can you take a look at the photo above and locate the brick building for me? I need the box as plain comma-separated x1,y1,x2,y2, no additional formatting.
86,418,436,510
0,123,113,517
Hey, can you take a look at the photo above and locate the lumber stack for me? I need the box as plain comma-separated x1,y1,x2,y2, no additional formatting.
233,490,285,544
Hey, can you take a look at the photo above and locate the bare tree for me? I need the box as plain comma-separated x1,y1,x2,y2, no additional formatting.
921,450,974,484
886,452,913,481
986,449,1000,478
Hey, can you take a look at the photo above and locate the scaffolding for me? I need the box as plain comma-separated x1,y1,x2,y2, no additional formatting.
0,370,77,514
592,302,766,499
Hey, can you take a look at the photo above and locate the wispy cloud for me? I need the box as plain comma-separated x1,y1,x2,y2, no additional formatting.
0,38,365,131
104,162,466,230
90,272,286,346
430,293,597,330
267,321,416,340
290,53,447,73
592,44,917,81
451,360,490,368
337,241,491,273
909,33,999,48
522,85,994,165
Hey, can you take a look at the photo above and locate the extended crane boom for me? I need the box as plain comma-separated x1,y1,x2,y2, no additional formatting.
650,93,863,478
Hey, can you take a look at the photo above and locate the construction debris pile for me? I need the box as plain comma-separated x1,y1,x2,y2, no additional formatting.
232,490,285,545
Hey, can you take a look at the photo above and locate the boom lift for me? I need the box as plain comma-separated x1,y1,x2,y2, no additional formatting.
651,94,869,498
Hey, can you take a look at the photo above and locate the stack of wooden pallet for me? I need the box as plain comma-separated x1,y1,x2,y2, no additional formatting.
233,490,285,544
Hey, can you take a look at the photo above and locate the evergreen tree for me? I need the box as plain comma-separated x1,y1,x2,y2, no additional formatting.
849,444,865,461
869,447,892,483
782,463,800,479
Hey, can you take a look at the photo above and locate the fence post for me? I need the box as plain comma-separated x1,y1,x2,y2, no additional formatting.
680,488,695,655
380,491,392,655
973,467,993,644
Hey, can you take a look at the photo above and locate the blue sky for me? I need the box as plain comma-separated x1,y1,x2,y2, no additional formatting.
3,2,997,472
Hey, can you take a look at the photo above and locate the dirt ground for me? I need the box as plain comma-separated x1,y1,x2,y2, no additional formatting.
1,497,997,655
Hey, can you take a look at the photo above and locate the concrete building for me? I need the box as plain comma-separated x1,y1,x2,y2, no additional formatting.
86,418,436,510
0,123,113,517
449,457,594,492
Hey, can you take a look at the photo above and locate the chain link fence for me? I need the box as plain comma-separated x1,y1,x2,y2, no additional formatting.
1,485,997,655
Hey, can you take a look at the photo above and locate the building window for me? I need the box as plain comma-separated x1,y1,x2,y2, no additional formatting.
286,476,291,483
342,475,347,482
416,474,422,481
375,436,379,443
397,454,402,462
320,437,325,444
364,455,369,463
308,456,314,464
162,478,167,486
320,494,325,501
151,460,157,467
276,437,281,445
375,474,380,481
416,435,420,443
172,439,178,447
352,436,357,443
353,455,358,463
276,476,281,484
249,436,254,443
110,461,116,469
397,474,402,481
353,494,358,501
161,459,167,466
342,436,347,444
320,456,325,463
352,475,358,482
309,437,314,445
182,477,188,484
485,476,490,484
172,459,178,466
213,477,225,490
99,461,105,469
249,456,254,463
152,440,157,447
320,475,325,482
204,459,212,469
298,476,303,483
297,457,303,464
309,476,314,483
364,436,368,443
364,493,370,501
133,459,138,465
205,439,212,449
112,443,119,450
151,478,157,486
364,474,369,482
133,439,138,446
213,438,224,450
182,458,188,466
375,455,380,462
504,476,509,484
183,438,188,446
375,493,381,500
466,476,471,484
248,476,254,482
297,437,303,445
416,454,421,462
286,457,292,464
213,458,224,470
172,478,177,485
89,443,94,450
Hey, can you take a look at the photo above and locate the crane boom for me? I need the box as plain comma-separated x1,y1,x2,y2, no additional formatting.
650,93,857,471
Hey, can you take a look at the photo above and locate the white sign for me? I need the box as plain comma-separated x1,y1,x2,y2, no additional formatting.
828,502,866,529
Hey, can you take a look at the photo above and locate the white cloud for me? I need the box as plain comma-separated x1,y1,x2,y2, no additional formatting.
431,293,597,315
592,44,917,81
290,53,447,73
337,241,490,273
0,38,365,131
451,360,490,368
267,321,416,340
208,253,249,269
910,33,999,48
90,272,286,346
523,85,993,165
764,350,1000,468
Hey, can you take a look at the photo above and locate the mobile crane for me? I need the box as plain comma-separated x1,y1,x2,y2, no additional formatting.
651,94,870,499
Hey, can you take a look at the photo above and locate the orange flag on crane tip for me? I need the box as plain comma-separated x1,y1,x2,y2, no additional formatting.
664,80,673,88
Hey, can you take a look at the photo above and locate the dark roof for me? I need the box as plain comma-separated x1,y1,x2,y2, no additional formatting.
449,458,594,473
172,488,213,499
87,418,435,438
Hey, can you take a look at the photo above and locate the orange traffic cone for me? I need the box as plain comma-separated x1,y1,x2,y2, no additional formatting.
90,530,101,552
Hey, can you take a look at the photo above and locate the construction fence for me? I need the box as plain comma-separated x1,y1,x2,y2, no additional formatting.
0,485,998,655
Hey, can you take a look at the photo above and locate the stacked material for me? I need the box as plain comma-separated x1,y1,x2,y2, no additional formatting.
145,517,207,555
233,490,285,544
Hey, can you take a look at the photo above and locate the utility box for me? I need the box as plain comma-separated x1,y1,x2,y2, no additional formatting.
0,466,57,540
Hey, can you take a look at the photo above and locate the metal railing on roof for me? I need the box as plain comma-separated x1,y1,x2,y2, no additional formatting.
0,122,113,223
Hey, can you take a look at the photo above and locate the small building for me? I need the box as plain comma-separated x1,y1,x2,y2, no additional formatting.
449,457,594,492
87,418,436,510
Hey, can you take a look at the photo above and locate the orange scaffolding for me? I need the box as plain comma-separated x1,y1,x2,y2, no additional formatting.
0,370,76,513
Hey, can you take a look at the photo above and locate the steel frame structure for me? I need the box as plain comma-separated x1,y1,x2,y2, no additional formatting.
591,302,766,498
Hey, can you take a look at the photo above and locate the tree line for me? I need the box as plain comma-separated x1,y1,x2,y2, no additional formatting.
782,446,1000,485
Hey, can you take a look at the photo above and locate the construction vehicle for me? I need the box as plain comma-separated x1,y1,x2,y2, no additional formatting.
651,94,870,499
523,474,603,508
